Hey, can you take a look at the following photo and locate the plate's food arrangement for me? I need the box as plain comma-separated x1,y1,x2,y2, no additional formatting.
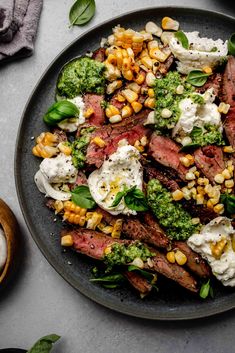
32,16,235,299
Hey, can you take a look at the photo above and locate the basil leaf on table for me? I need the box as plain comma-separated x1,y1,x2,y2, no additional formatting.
228,33,235,56
27,334,60,353
69,0,96,26
175,31,189,49
71,185,96,209
186,70,211,87
43,100,79,126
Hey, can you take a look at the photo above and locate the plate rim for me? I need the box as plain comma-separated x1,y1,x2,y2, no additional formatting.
14,6,235,321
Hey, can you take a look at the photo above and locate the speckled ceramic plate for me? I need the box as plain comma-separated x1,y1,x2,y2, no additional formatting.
15,7,235,320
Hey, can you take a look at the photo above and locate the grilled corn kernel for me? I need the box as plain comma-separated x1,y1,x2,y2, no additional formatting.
105,104,120,118
131,101,143,113
223,146,234,153
228,164,234,174
172,189,184,201
54,200,64,214
141,56,153,69
116,93,126,102
92,137,106,148
180,156,191,168
148,88,155,98
211,238,227,258
182,187,191,200
214,173,225,184
106,80,123,95
149,48,168,62
147,40,160,51
161,31,174,45
202,66,212,74
127,82,141,94
104,245,112,255
140,136,148,146
32,145,58,158
107,53,117,66
191,217,200,225
166,251,175,263
145,22,162,37
162,17,179,31
86,212,103,230
146,72,156,87
218,102,230,114
185,172,196,181
61,235,74,247
122,69,134,81
83,107,94,118
207,199,214,209
196,194,204,205
210,197,220,206
109,114,122,124
188,181,195,189
122,89,138,103
111,219,123,238
134,141,145,152
58,142,72,156
222,169,231,180
36,132,58,145
134,73,145,85
144,97,156,109
225,179,234,188
131,257,144,269
121,105,133,118
175,250,187,266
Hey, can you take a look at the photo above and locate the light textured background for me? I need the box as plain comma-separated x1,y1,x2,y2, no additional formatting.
0,0,235,352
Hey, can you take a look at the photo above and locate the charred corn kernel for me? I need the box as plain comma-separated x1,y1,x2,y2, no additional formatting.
92,137,106,148
207,199,214,209
116,51,123,69
162,17,179,31
197,186,206,195
131,101,143,113
188,181,195,189
121,105,133,118
141,56,153,69
116,93,126,102
194,171,200,178
214,173,225,184
134,141,145,152
225,179,234,188
122,89,138,103
161,31,174,45
176,84,184,94
228,164,234,174
122,69,134,81
32,144,58,158
191,187,197,199
223,146,234,153
145,22,162,36
54,200,64,214
181,137,192,146
204,184,213,195
202,66,212,74
98,223,113,234
107,53,117,65
127,47,134,57
144,97,156,109
149,48,168,62
106,80,123,95
36,132,58,145
166,251,175,263
192,217,200,225
218,102,230,114
175,250,187,266
196,194,204,205
146,72,156,87
210,197,220,206
180,156,192,168
172,189,184,201
105,63,121,81
127,82,141,94
197,177,209,186
222,169,231,180
122,57,132,71
86,212,103,230
83,107,94,118
211,238,227,258
58,142,72,156
105,104,120,118
134,73,145,85
161,108,172,118
111,219,123,238
227,160,234,167
61,235,73,247
148,88,155,98
139,49,149,58
147,40,160,51
185,172,196,181
189,166,197,173
182,187,191,200
131,257,144,269
104,245,112,255
140,136,148,146
121,49,129,58
109,114,122,124
185,154,194,164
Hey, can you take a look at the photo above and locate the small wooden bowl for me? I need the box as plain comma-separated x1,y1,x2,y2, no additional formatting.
0,199,20,285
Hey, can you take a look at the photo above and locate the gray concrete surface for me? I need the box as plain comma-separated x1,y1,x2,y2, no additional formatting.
0,0,235,352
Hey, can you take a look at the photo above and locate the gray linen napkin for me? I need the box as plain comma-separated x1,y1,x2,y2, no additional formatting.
0,0,43,63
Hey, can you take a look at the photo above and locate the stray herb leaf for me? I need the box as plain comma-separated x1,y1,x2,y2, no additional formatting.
27,334,60,353
111,186,148,212
71,185,96,209
220,193,235,214
69,0,96,26
186,70,211,87
228,33,235,56
175,31,189,49
200,279,211,299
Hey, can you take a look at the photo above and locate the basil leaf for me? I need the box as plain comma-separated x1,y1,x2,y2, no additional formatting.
27,334,60,353
180,143,201,152
90,273,124,283
127,265,155,282
220,193,235,214
199,279,211,299
111,190,127,207
228,33,235,56
175,31,189,49
69,0,96,26
210,46,218,52
124,188,148,212
186,70,211,87
43,100,79,126
71,185,96,209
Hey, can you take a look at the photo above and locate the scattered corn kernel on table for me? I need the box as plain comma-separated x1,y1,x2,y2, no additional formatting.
0,0,235,352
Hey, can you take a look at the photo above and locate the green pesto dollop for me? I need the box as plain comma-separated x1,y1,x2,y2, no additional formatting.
71,127,95,169
190,125,225,147
57,57,106,98
154,71,194,131
147,179,199,240
104,242,154,269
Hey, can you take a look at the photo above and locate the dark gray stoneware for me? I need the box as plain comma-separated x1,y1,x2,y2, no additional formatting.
15,7,235,320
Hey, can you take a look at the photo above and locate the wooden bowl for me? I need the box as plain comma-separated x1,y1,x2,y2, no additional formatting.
0,199,20,285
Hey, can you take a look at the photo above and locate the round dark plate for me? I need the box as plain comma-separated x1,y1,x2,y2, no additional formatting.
0,350,26,352
15,7,235,320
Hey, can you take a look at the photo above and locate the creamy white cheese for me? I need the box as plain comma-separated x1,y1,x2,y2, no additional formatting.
34,153,77,200
169,31,228,74
188,217,235,287
88,144,143,215
0,227,7,272
58,96,85,132
172,88,222,142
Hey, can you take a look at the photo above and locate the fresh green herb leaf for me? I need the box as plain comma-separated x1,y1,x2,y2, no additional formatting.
71,127,95,169
111,186,148,212
220,193,235,214
189,125,225,147
43,100,79,126
186,70,211,87
199,279,211,299
210,46,218,52
27,334,60,353
228,33,235,56
111,187,128,207
180,143,201,152
71,185,96,209
175,31,189,49
69,0,96,26
127,265,156,283
90,273,124,283
103,283,121,289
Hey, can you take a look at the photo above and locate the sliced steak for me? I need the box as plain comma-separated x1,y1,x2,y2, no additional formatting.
144,164,180,191
148,134,189,181
182,200,217,224
197,73,222,97
92,47,106,62
83,94,105,126
159,54,174,75
194,146,225,183
122,217,169,249
144,250,198,293
173,241,210,278
221,56,235,106
224,107,235,149
52,128,67,142
124,271,152,295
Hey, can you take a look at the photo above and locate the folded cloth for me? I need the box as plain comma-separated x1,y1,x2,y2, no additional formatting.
0,0,43,63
